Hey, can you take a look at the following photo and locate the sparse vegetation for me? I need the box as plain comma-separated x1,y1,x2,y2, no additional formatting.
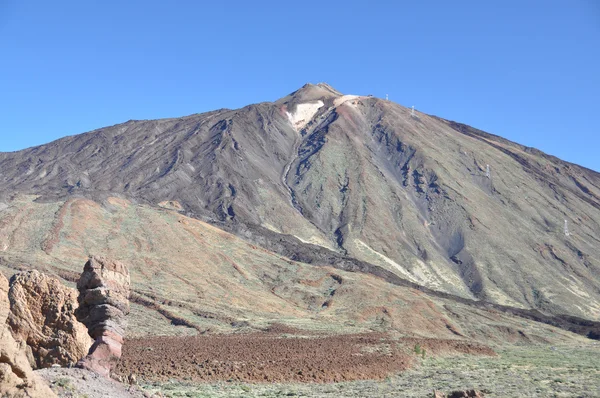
414,343,421,355
139,344,600,397
51,376,77,393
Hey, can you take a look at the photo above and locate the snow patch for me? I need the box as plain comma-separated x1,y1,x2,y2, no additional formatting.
286,101,324,131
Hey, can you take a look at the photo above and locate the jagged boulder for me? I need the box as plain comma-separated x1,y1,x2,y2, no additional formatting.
76,256,131,377
0,272,57,398
7,270,92,368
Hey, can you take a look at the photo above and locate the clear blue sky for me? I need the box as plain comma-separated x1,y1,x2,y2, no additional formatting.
1,1,599,171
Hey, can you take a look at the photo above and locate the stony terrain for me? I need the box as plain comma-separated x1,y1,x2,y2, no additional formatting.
1,84,599,397
0,195,593,345
38,367,145,398
114,331,494,384
115,332,416,383
135,343,600,398
0,83,598,321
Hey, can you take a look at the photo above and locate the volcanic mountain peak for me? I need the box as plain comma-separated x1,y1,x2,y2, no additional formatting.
277,82,344,105
279,83,370,131
0,85,599,324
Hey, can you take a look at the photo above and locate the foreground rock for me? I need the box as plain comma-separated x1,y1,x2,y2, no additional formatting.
76,256,131,377
0,272,57,398
7,270,92,368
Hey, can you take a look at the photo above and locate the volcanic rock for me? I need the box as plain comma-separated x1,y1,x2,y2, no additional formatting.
0,83,598,320
76,256,131,377
7,270,92,368
0,272,57,398
447,390,485,398
432,389,485,397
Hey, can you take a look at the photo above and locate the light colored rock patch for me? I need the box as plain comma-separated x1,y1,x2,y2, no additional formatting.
286,101,324,131
262,223,282,234
484,287,524,308
292,234,336,251
158,201,184,211
423,260,474,296
408,259,443,289
354,239,416,282
333,94,360,107
0,202,7,211
565,280,591,299
107,197,131,208
563,280,600,319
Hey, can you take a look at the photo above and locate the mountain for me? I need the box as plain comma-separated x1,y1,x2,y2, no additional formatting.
0,194,594,344
0,83,599,324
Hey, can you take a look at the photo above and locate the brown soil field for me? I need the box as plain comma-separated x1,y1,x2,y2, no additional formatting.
115,332,495,383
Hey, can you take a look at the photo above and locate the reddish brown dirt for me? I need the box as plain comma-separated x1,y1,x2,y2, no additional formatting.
41,199,72,254
115,333,495,383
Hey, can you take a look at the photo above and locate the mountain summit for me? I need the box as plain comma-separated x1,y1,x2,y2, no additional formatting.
0,84,599,321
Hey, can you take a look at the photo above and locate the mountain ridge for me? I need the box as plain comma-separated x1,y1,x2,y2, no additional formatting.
1,83,599,322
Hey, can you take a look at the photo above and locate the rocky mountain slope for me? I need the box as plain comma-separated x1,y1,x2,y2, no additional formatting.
0,83,599,322
0,195,592,344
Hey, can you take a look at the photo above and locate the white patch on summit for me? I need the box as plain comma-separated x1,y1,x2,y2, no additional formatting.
333,95,360,108
286,101,324,131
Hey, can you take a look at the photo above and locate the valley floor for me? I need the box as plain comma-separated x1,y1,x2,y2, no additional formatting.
135,343,600,398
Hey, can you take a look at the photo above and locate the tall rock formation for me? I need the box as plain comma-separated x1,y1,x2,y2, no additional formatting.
0,272,57,398
75,256,131,377
7,270,92,368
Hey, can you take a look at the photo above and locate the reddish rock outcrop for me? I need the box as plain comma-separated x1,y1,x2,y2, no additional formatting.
76,256,131,377
0,272,57,398
7,270,92,368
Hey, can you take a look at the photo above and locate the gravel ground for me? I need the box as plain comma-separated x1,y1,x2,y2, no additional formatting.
36,367,146,398
137,343,600,398
114,333,494,384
